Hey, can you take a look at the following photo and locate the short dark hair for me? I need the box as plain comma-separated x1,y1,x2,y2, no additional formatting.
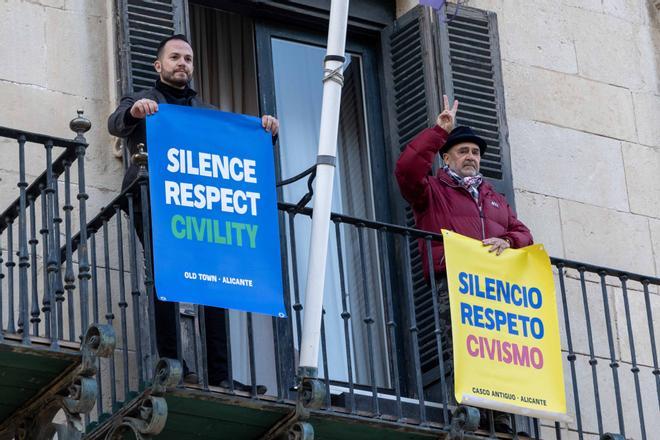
156,34,191,59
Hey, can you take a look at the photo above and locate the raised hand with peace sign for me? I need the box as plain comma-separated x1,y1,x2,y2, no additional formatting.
436,94,459,132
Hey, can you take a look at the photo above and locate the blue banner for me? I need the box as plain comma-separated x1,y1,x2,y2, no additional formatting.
146,104,286,317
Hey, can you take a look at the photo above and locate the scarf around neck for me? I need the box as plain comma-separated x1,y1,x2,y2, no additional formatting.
443,165,483,202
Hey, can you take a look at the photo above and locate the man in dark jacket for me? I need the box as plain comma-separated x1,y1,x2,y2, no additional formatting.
395,95,533,431
108,34,278,391
108,35,278,191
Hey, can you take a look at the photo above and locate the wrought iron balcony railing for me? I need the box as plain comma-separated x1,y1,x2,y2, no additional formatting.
0,114,92,346
0,121,657,439
0,115,117,439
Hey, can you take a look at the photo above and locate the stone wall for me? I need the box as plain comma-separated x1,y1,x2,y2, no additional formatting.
0,0,124,200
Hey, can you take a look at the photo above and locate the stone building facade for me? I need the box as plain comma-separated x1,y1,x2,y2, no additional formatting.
4,0,657,273
0,0,658,438
3,1,657,269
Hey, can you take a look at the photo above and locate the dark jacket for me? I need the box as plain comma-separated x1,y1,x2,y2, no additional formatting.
107,86,211,190
395,125,533,277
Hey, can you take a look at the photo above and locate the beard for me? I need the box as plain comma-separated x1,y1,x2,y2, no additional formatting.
458,162,479,176
161,69,191,88
450,165,478,177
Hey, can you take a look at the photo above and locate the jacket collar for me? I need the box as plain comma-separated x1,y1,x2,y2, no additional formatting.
151,88,205,108
155,78,197,99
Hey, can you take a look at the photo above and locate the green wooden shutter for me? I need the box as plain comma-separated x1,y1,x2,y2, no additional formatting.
382,4,513,390
116,0,190,94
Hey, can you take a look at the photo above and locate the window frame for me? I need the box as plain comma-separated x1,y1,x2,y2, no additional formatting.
254,18,403,390
255,20,390,221
379,3,517,398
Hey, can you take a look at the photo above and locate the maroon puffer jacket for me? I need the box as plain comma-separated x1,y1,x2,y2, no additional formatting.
394,125,533,277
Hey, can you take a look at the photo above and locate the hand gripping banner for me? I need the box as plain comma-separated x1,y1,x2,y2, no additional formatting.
443,229,568,421
146,104,286,317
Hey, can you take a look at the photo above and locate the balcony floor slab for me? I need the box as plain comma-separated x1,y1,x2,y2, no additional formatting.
0,339,80,433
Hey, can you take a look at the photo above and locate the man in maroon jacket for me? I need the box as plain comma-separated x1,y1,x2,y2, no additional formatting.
395,95,533,432
395,95,533,276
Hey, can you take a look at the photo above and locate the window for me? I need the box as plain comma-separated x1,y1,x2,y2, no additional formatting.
257,23,391,387
381,3,514,398
117,0,393,389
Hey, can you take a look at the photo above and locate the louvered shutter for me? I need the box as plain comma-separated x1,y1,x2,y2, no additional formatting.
381,6,443,389
438,3,513,200
117,0,190,94
382,4,512,390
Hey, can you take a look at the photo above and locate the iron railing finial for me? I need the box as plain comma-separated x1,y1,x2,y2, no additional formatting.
69,109,91,141
132,143,148,169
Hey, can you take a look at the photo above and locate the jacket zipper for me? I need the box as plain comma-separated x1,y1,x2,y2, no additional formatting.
477,203,486,240
442,176,487,239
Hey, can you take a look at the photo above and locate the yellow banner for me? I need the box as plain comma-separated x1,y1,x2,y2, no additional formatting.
443,229,568,421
